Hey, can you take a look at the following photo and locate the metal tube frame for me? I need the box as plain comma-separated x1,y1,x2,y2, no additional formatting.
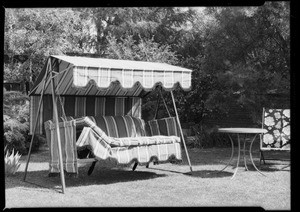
23,65,51,181
49,59,66,193
170,90,193,173
24,58,66,193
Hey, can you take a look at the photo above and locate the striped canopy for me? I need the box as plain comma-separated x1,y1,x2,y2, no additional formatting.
30,55,193,97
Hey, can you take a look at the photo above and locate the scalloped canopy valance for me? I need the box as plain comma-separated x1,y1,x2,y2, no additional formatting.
29,55,193,96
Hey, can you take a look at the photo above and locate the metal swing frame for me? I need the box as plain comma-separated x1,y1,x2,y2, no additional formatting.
23,59,193,194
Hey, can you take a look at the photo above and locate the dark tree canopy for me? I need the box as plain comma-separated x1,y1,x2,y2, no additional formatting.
4,4,290,124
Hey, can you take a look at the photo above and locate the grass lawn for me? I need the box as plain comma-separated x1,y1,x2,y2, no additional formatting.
5,142,290,209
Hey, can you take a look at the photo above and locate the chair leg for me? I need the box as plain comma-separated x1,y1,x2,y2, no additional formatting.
132,162,138,171
48,172,60,177
259,151,266,165
88,160,97,176
261,151,266,165
259,151,262,166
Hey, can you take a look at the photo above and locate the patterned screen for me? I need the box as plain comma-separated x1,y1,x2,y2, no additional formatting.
261,108,290,150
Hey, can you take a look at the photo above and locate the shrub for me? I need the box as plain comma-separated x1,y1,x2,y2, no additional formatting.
3,117,42,154
4,118,29,154
3,91,35,154
188,123,231,148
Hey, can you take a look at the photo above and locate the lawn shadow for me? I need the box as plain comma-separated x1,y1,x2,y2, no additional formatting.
184,170,233,178
66,166,168,188
6,165,167,192
257,163,290,172
179,146,290,168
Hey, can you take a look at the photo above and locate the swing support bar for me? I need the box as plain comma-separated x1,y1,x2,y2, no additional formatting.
153,87,193,173
170,90,193,173
23,66,50,181
23,58,66,194
24,56,193,194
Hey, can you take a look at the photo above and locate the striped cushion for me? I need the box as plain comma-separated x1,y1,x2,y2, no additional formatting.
110,135,180,147
44,120,78,173
75,116,112,144
76,115,146,138
77,127,182,165
75,117,176,147
147,117,180,137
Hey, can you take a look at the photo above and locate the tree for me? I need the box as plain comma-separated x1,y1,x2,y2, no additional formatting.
77,7,196,57
174,3,290,125
105,34,178,64
4,8,97,83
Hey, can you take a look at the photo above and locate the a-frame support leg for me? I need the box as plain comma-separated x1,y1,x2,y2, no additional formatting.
170,90,193,173
49,59,66,194
23,68,51,181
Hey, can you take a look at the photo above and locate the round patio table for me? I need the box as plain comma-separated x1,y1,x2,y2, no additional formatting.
218,128,267,179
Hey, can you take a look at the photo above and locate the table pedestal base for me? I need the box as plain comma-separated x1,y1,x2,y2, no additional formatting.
220,133,266,179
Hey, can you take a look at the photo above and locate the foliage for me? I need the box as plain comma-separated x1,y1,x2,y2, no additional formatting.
78,7,196,56
168,3,290,126
5,147,22,176
4,118,29,154
3,91,29,122
106,34,178,64
197,3,290,123
184,123,231,149
3,90,40,154
4,5,290,148
4,8,97,82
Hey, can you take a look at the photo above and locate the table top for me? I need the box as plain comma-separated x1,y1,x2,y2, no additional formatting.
218,128,267,134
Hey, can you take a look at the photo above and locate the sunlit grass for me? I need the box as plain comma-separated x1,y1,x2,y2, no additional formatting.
5,143,290,209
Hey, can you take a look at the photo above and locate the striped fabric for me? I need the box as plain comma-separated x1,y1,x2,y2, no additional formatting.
77,126,180,148
30,56,192,96
146,117,180,137
45,116,182,173
109,135,180,147
30,96,44,134
75,116,146,138
44,120,78,173
76,127,182,165
29,96,142,135
73,66,192,91
75,97,86,117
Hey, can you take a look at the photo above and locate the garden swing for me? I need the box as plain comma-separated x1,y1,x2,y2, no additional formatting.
24,55,193,194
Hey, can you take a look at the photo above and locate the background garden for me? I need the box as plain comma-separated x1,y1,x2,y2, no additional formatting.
4,3,290,155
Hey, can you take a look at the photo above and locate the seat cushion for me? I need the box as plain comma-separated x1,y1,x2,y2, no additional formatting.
110,135,181,147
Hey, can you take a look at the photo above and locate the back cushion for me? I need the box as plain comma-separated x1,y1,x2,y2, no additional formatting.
262,109,290,150
146,117,180,137
87,115,146,138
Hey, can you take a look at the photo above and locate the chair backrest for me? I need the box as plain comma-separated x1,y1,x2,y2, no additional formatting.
76,115,146,138
261,108,290,150
146,117,180,137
